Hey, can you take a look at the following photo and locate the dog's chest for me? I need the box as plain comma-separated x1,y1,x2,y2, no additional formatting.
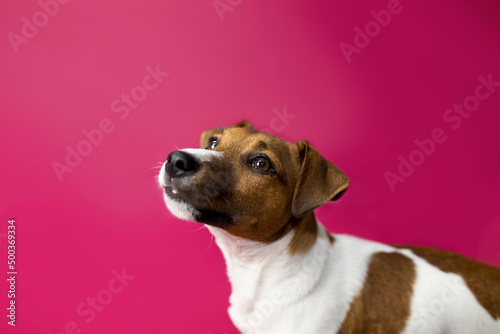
216,229,500,334
217,228,389,333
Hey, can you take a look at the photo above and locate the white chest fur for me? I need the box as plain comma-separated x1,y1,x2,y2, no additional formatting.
207,221,500,334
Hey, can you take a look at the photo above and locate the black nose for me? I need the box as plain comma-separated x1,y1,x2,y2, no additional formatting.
166,151,199,177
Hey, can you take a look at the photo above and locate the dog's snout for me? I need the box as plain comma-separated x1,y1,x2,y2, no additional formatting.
166,151,199,177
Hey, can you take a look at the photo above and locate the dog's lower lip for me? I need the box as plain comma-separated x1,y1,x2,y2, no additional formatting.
164,186,185,201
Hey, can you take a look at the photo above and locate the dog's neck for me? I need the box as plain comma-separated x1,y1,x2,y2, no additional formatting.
207,214,332,330
207,224,293,297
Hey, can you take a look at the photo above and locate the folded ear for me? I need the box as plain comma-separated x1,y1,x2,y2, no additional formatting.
199,121,253,148
291,141,350,218
232,120,253,129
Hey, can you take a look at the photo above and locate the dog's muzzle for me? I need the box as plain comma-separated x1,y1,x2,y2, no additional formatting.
161,149,233,226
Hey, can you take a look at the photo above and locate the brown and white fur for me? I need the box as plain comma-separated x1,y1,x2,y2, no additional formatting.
158,121,500,334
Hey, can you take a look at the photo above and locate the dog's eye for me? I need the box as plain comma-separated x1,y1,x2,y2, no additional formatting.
251,157,271,172
207,137,219,150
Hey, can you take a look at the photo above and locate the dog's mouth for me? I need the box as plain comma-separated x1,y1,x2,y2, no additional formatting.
163,184,234,228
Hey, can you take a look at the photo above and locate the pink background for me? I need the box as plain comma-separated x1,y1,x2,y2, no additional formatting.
1,0,500,333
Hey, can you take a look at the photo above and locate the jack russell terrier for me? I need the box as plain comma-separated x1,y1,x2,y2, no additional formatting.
158,121,500,334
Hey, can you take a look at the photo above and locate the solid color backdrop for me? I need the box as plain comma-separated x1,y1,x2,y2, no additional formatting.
1,0,500,333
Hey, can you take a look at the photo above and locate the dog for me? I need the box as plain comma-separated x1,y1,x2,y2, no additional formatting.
158,121,500,333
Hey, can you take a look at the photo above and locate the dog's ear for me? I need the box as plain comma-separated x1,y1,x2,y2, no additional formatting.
200,121,253,148
291,141,350,218
232,120,253,129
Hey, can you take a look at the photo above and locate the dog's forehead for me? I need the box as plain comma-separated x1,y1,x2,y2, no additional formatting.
222,128,292,146
223,127,293,150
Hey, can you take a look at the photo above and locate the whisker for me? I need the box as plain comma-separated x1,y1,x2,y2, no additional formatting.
186,224,206,232
205,228,215,251
150,161,165,170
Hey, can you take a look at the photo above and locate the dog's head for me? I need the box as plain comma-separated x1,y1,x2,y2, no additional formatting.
159,121,349,242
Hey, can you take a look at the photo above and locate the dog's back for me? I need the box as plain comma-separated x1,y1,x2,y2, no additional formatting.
331,234,500,334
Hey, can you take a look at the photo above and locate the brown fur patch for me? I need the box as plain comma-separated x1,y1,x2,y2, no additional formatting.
288,212,318,255
338,252,416,334
328,233,335,245
396,245,500,320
